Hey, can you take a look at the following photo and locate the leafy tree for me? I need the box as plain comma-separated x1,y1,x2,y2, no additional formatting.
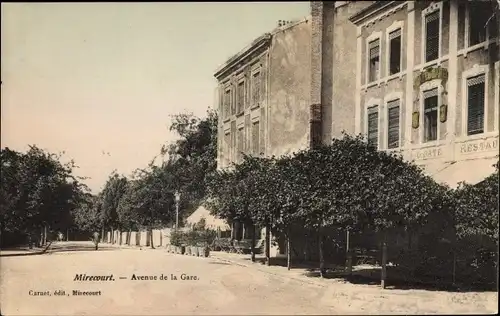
162,109,217,219
100,171,128,242
116,164,176,248
0,146,88,247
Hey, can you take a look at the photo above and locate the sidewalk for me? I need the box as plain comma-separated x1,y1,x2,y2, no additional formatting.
208,251,346,288
0,242,52,257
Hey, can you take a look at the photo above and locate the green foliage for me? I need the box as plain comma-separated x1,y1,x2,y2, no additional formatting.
116,165,176,230
453,161,499,243
208,133,452,236
100,172,128,229
0,146,88,245
161,109,218,218
170,228,216,247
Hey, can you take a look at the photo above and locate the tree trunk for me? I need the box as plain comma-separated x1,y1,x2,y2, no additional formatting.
346,229,353,276
66,228,69,241
319,232,325,278
150,228,155,249
101,227,105,243
111,228,114,244
286,230,292,271
250,223,256,262
119,229,123,245
265,224,271,266
381,233,388,289
44,225,48,245
230,222,234,240
304,233,308,261
40,227,44,247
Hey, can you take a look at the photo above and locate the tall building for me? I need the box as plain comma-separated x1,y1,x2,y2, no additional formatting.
347,0,499,187
214,18,312,170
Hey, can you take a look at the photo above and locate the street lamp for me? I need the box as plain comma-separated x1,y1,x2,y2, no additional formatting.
175,191,181,230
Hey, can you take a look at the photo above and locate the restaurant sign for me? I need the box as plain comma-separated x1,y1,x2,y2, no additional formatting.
414,67,448,89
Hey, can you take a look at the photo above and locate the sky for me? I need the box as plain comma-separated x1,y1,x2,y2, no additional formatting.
1,2,310,193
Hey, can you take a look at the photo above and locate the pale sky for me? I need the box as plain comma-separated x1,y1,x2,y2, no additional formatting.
1,2,310,193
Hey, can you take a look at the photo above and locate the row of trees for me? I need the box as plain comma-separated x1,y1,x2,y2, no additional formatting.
70,109,218,247
206,133,498,286
0,146,89,247
0,109,218,248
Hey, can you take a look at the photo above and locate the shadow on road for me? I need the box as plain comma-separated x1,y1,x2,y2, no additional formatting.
235,256,497,293
1,242,119,257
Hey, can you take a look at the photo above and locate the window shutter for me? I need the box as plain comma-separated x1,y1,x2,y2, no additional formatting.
425,10,440,62
367,107,379,147
387,101,400,149
389,29,401,40
467,75,485,135
369,40,380,59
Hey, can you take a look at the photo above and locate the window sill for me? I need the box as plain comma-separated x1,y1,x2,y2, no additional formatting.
414,55,449,72
362,80,382,91
458,38,499,57
455,131,498,144
414,140,445,149
384,72,406,84
250,103,261,110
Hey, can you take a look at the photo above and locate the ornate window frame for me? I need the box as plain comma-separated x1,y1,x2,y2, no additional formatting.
365,31,383,86
383,92,404,150
421,2,443,65
419,79,444,145
385,20,405,78
461,64,490,137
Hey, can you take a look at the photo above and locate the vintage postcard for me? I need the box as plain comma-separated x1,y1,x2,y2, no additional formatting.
1,1,499,315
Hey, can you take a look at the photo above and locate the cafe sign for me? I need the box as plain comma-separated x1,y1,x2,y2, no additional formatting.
414,67,448,89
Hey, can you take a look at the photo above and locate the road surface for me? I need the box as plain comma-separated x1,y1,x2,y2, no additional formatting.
1,241,497,315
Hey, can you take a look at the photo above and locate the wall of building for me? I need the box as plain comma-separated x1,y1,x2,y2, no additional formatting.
267,20,312,157
353,0,499,186
326,1,375,141
215,43,270,169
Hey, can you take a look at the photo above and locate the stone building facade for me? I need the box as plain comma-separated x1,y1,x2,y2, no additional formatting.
348,0,499,187
214,18,312,170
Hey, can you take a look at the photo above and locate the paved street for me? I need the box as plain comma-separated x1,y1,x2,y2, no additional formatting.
1,241,498,315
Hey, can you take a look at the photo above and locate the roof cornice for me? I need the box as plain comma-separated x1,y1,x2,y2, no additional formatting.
213,34,272,80
349,1,400,25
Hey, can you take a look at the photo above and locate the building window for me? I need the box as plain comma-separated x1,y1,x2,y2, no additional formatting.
367,107,379,148
387,100,400,149
224,132,231,166
237,127,244,162
423,88,438,142
368,39,380,83
251,71,261,106
237,81,245,114
469,7,488,46
466,74,486,135
252,121,260,155
389,29,402,75
424,10,440,62
224,89,231,119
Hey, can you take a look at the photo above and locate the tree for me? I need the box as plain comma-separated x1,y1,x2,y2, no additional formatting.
1,146,88,247
116,164,176,248
100,172,128,243
162,109,217,219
